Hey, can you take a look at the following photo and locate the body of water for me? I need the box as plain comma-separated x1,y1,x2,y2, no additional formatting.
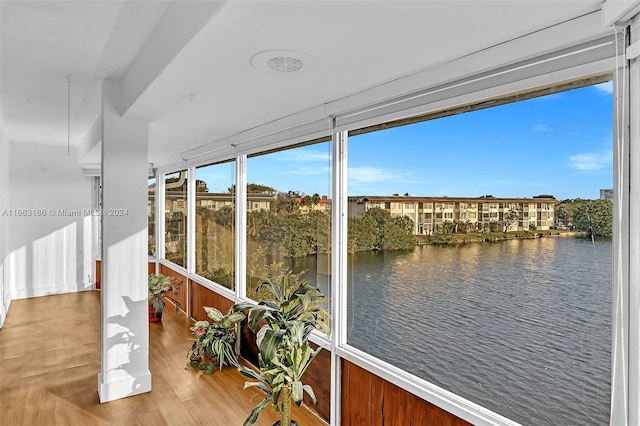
296,236,612,425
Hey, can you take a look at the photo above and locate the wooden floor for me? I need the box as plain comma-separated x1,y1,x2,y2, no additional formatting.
0,291,328,426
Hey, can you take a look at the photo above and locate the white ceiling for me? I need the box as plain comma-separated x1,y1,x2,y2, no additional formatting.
0,0,607,166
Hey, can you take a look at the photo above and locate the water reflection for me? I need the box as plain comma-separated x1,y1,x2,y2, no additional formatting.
343,237,610,425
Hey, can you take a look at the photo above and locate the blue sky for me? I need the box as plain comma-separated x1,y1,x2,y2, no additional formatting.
203,81,613,201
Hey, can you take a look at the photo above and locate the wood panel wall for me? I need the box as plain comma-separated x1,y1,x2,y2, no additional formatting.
341,359,472,426
189,280,235,321
159,264,187,311
304,343,331,421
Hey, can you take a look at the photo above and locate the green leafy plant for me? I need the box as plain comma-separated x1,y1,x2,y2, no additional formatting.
148,273,182,317
235,273,329,426
187,306,245,374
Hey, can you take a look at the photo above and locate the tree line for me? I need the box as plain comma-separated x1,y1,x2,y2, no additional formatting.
556,198,612,237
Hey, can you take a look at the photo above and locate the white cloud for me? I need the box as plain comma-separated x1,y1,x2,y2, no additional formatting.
274,149,330,163
593,81,613,94
287,165,330,176
533,124,553,132
569,150,612,171
349,166,415,184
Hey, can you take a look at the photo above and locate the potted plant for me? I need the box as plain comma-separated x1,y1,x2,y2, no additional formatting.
187,306,246,375
235,273,330,426
148,273,182,322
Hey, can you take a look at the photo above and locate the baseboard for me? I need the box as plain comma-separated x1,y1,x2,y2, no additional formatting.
0,293,10,328
12,283,94,300
97,371,152,403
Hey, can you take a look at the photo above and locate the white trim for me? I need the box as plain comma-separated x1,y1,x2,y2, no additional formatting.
603,0,640,27
97,371,152,403
158,258,187,276
236,155,247,300
628,39,640,60
627,16,640,426
188,272,236,303
611,34,631,426
157,172,166,261
0,295,9,329
187,167,196,274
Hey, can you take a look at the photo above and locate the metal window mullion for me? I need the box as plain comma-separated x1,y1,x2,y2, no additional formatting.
157,172,166,263
187,167,196,276
235,154,247,301
330,127,348,426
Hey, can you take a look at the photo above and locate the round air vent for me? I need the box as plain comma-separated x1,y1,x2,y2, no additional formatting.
251,50,316,76
266,56,304,73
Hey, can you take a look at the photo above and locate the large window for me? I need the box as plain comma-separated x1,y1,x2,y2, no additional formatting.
195,161,235,289
346,81,612,425
246,141,332,305
164,170,188,267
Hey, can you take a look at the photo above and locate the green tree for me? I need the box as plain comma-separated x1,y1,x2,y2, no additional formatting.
229,183,278,195
195,179,209,192
352,208,415,251
273,191,301,215
347,216,378,253
431,222,453,244
305,210,331,254
573,199,612,237
502,208,520,232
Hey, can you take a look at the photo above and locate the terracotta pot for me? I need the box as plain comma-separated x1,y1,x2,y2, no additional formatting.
149,307,162,323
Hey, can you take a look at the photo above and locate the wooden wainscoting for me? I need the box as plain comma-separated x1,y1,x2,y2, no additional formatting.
189,280,235,321
341,359,472,426
159,264,187,311
304,343,331,421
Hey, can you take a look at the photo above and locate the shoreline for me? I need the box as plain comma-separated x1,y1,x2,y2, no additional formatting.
416,230,590,245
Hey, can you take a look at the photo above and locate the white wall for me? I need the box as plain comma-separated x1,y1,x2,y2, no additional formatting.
0,130,9,327
6,142,94,299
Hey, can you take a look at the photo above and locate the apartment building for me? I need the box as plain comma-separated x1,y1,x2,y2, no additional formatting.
348,195,558,234
163,191,276,215
296,196,332,214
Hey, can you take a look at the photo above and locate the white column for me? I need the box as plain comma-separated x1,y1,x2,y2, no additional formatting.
629,16,640,426
97,79,151,403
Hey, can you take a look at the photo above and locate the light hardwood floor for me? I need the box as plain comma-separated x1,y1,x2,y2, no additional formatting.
0,291,328,426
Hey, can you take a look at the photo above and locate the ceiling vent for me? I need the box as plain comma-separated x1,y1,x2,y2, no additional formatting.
266,56,304,73
251,50,315,76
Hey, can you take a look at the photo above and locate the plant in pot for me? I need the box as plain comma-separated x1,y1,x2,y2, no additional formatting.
148,273,182,322
187,306,246,375
235,273,330,426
